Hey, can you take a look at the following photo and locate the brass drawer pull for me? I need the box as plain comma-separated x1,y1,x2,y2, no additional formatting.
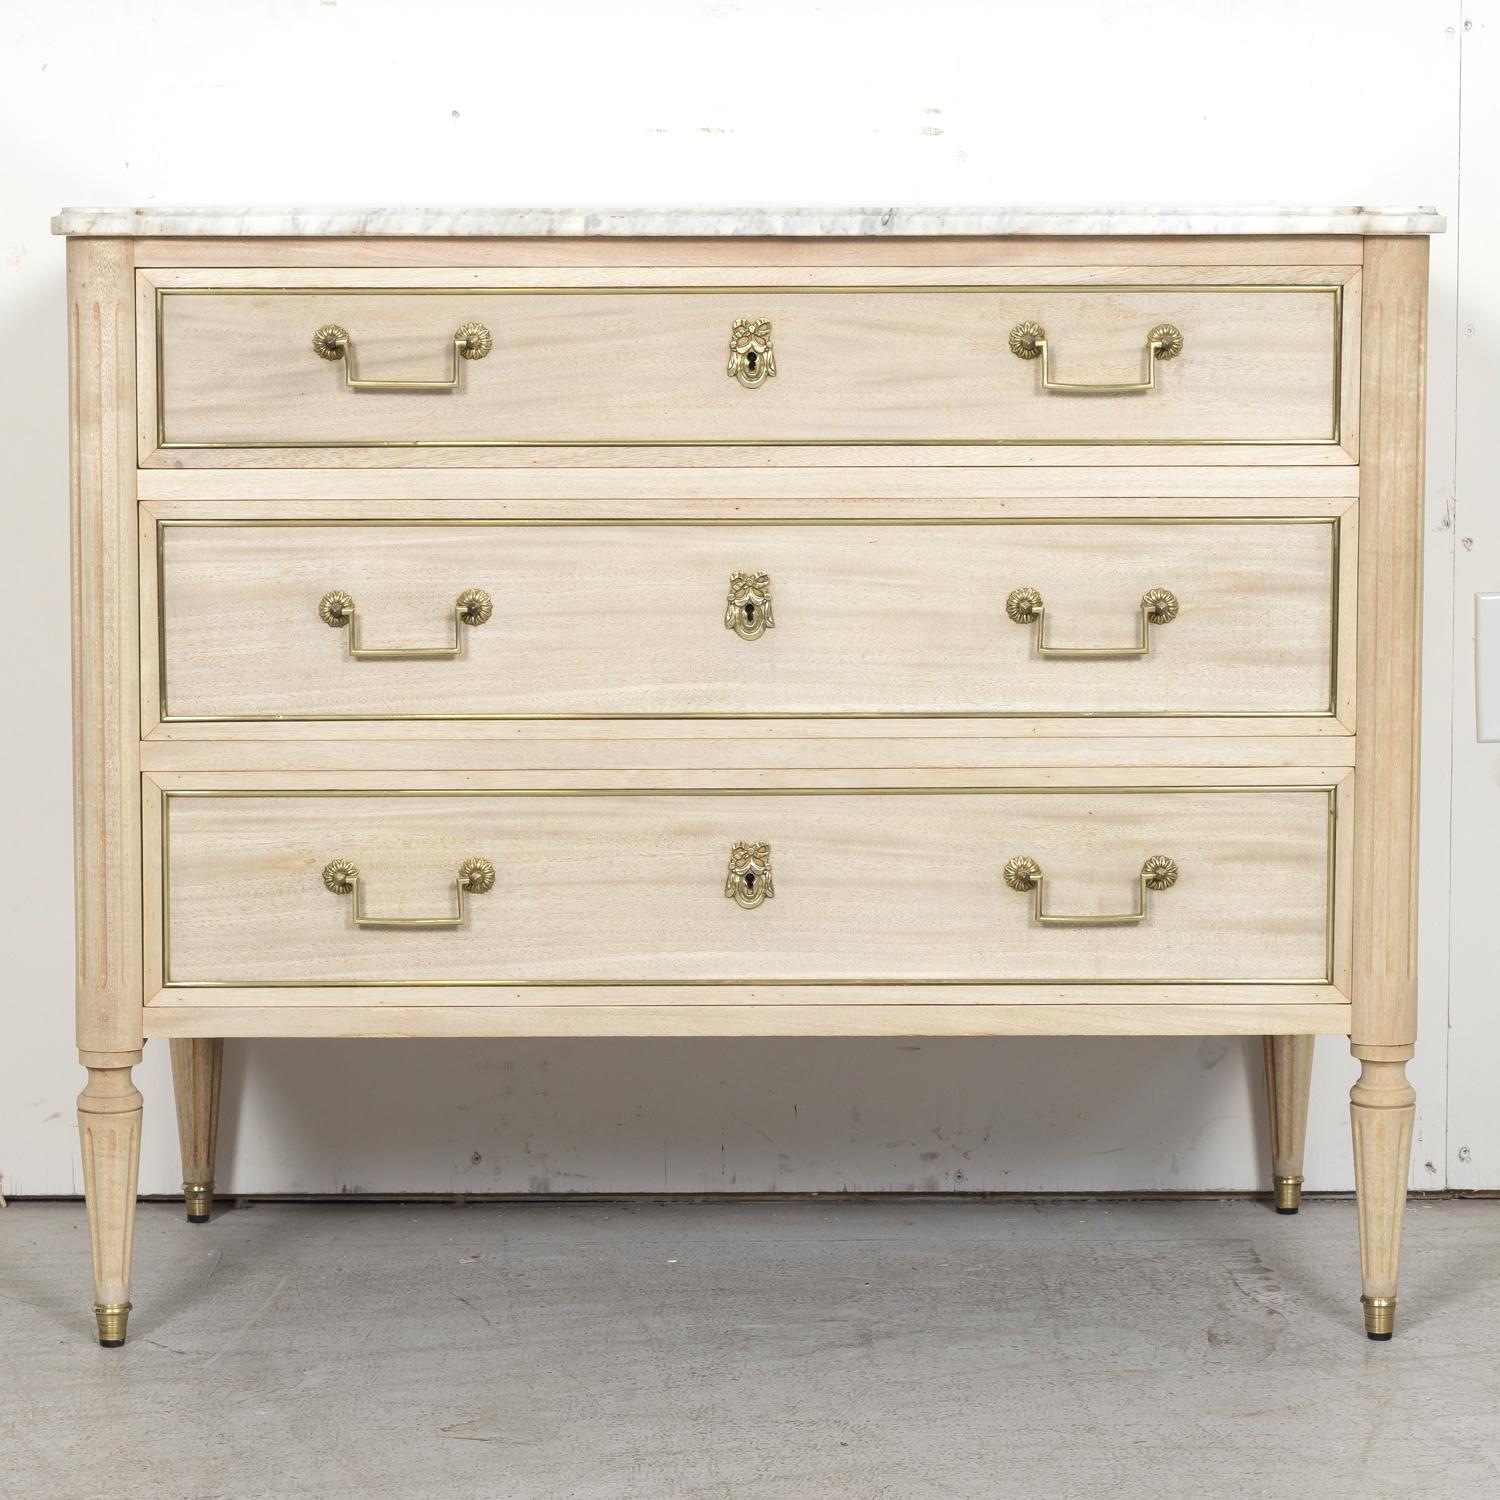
1003,854,1179,927
1009,320,1183,393
312,321,492,391
322,856,495,929
319,587,492,660
1005,586,1178,659
727,318,776,388
725,571,775,640
725,841,774,909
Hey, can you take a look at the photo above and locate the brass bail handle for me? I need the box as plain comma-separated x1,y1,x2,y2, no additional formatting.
1005,586,1179,659
312,321,493,391
1009,320,1183,393
319,587,493,660
322,856,496,929
1003,854,1179,927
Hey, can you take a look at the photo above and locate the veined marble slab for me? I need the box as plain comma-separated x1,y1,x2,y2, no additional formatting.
51,204,1446,238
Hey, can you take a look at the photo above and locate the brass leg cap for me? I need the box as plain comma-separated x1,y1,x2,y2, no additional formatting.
94,1302,131,1347
1272,1174,1304,1214
1362,1294,1397,1340
183,1181,214,1223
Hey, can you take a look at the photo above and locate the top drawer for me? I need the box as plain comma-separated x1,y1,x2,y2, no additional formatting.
149,280,1347,453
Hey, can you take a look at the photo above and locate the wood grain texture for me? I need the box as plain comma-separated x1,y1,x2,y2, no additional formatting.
154,284,1342,450
77,1063,142,1342
169,1038,222,1214
140,1002,1355,1040
154,519,1338,722
1350,237,1427,1048
60,221,1435,1344
136,466,1363,501
1263,1034,1315,1194
155,787,1336,988
141,442,1356,471
137,736,1359,774
1351,1056,1417,1332
69,238,142,1056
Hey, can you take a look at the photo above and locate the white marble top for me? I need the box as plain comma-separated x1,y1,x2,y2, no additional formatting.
51,204,1445,238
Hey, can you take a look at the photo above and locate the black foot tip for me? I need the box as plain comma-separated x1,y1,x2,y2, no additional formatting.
187,1214,210,1224
98,1338,126,1349
1275,1205,1299,1216
1366,1330,1393,1342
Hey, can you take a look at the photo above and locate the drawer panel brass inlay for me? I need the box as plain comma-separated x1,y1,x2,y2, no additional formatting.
156,786,1337,989
153,518,1342,723
153,284,1343,449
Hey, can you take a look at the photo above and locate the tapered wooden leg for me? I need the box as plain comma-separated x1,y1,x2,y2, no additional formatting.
170,1038,223,1222
1350,1052,1416,1340
1263,1035,1315,1213
78,1057,143,1347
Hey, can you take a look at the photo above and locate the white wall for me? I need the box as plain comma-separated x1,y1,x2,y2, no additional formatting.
0,0,1476,1196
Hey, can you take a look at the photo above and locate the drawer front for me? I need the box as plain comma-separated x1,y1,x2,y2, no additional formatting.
158,788,1335,987
154,284,1343,449
154,520,1339,721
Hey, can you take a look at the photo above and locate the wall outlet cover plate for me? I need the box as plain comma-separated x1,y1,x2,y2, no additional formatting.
1475,594,1500,742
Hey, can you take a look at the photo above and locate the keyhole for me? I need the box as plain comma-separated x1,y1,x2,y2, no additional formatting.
746,350,759,375
744,601,757,626
744,872,757,893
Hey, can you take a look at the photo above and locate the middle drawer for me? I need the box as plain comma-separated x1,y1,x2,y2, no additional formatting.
153,518,1340,722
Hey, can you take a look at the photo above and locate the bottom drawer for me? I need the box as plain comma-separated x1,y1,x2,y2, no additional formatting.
156,786,1335,987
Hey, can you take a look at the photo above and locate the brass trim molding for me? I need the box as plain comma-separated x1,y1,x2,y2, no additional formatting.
152,283,1343,449
155,784,1338,990
151,515,1343,724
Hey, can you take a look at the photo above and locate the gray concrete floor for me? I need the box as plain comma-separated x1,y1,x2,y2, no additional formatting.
2,1199,1498,1500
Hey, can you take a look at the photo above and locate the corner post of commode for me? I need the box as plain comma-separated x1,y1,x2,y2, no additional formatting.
68,234,145,1346
1348,234,1428,1341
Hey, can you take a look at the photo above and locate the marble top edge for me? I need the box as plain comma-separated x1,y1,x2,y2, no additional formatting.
51,204,1446,238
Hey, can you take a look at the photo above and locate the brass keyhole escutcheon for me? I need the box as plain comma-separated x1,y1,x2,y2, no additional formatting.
727,318,776,389
725,841,775,910
725,571,774,641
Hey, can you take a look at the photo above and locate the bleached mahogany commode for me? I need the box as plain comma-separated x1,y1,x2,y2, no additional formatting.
55,204,1442,1346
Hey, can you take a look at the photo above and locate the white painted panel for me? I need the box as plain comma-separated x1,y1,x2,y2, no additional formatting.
1445,0,1500,1190
0,0,1463,1195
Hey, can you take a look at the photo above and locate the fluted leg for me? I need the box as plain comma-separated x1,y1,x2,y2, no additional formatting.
170,1038,223,1222
1263,1035,1315,1213
78,1058,143,1347
1350,1052,1416,1340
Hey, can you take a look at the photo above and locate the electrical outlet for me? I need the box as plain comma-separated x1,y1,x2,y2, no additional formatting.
1477,595,1500,741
